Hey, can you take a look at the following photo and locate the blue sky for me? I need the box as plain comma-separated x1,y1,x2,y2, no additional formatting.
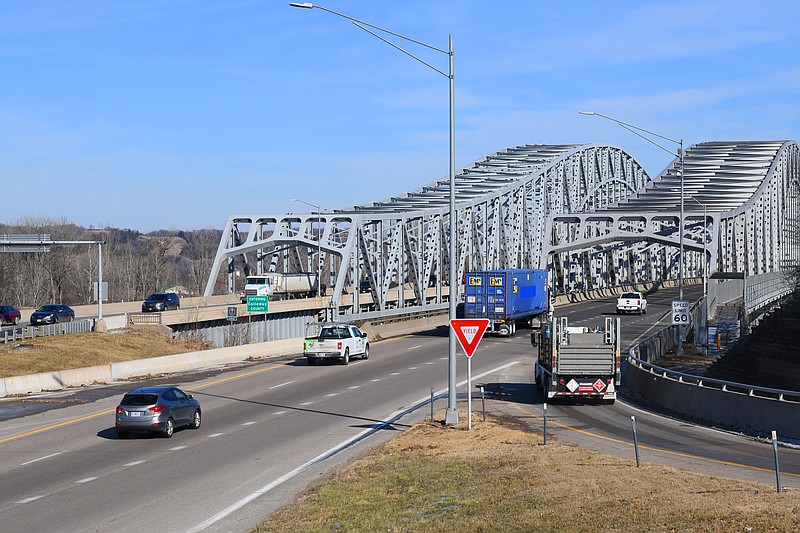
2,1,798,232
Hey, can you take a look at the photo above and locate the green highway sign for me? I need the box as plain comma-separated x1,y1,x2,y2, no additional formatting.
247,295,269,313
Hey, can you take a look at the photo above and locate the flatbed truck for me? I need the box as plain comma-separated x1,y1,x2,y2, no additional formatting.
532,316,621,403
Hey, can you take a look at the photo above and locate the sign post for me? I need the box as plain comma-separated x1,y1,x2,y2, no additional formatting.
450,318,490,430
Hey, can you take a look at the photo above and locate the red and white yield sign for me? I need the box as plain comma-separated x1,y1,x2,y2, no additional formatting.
450,318,490,358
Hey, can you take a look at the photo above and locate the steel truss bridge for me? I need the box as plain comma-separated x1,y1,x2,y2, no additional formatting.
205,140,800,321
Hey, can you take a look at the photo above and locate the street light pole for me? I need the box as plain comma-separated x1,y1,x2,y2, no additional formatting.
579,111,685,354
689,195,708,354
291,3,460,424
291,199,322,299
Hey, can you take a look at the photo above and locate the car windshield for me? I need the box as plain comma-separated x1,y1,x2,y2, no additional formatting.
38,305,59,312
620,293,639,299
121,393,159,406
148,294,168,301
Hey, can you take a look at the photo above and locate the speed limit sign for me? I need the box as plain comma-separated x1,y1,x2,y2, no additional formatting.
672,301,689,325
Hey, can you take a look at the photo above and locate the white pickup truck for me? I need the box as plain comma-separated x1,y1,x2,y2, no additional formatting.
616,291,647,315
303,322,369,366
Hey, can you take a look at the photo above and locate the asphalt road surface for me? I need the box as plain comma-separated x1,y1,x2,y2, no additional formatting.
0,285,797,532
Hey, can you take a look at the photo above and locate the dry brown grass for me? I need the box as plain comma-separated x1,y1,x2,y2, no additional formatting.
0,328,211,377
254,413,800,532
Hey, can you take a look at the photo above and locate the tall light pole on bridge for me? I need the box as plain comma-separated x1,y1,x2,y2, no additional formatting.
292,199,322,299
290,3,461,423
579,111,686,355
688,194,709,354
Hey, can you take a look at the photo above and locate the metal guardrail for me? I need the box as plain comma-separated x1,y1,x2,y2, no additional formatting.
129,313,163,325
627,322,800,404
2,319,94,344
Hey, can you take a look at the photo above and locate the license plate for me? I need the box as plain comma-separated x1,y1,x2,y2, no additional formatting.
130,411,142,417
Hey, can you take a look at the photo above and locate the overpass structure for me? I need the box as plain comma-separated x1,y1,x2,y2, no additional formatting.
205,140,800,322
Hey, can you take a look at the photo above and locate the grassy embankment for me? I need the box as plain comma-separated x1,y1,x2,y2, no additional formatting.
0,329,210,378
254,413,799,532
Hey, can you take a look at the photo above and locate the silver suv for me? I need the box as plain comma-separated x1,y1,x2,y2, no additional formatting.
115,386,201,438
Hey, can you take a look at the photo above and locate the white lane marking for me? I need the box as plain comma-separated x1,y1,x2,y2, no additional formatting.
425,362,435,365
299,401,314,406
17,496,44,504
242,421,257,426
20,451,66,466
170,446,187,451
390,372,400,376
407,345,422,350
124,460,146,466
75,477,98,484
207,433,224,438
188,360,521,533
370,379,381,382
347,386,361,390
440,357,447,360
272,411,287,415
325,393,338,397
269,380,295,390
408,367,418,370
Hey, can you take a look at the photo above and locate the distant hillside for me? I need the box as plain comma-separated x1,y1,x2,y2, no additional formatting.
0,219,222,308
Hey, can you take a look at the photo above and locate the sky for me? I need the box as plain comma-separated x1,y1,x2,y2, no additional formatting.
2,1,799,232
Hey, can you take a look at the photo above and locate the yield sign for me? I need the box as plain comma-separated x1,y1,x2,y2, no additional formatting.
450,318,490,358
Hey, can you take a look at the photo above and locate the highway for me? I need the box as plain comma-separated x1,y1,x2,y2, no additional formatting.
0,286,798,532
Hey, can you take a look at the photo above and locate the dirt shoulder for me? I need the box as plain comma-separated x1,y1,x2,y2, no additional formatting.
0,328,211,378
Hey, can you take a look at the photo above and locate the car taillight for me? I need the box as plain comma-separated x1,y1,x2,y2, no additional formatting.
337,342,342,350
148,405,165,413
116,407,123,414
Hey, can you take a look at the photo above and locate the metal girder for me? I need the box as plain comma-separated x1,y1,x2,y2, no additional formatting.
204,144,648,317
204,140,800,320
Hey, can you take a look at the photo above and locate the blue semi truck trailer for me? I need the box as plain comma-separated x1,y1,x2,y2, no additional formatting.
463,269,551,336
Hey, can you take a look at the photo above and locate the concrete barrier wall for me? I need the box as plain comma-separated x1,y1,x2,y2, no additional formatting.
625,362,800,440
0,338,303,397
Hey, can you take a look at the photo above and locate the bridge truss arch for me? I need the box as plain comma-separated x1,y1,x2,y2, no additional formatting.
205,140,799,320
205,144,649,318
546,140,800,315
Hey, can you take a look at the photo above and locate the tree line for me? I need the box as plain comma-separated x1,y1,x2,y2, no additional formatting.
0,218,223,309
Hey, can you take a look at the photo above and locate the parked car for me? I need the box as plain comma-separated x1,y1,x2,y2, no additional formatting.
114,386,201,439
0,305,21,325
29,304,75,325
141,292,181,312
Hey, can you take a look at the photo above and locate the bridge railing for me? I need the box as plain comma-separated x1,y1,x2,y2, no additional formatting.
2,319,94,344
627,346,800,404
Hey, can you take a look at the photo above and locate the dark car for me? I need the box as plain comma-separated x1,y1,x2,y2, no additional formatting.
29,304,75,325
115,386,201,439
141,292,180,312
0,305,21,325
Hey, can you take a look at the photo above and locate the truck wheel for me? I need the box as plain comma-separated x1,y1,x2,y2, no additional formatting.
341,348,350,365
307,357,316,366
362,344,369,360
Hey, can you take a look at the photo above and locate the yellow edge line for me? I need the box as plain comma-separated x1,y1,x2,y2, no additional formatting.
0,362,288,444
0,409,114,444
513,404,800,479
